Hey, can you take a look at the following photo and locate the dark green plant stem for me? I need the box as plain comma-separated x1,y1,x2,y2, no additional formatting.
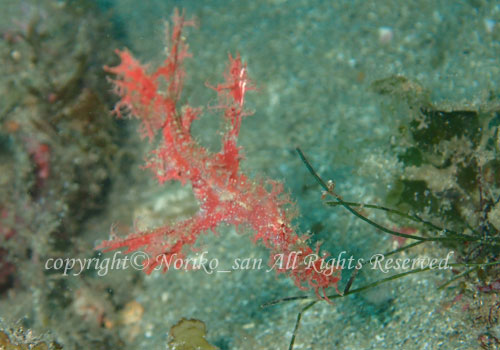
437,259,500,289
385,240,426,258
325,200,471,238
263,266,434,307
448,260,500,269
326,200,500,245
288,301,317,350
296,147,493,244
437,266,478,290
263,259,500,307
343,268,359,295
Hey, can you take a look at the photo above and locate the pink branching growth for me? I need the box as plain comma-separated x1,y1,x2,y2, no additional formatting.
97,9,340,301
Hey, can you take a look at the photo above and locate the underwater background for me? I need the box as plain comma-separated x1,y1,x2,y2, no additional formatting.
1,0,500,349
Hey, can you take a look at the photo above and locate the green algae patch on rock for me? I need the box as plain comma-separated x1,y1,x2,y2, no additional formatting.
168,318,218,350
